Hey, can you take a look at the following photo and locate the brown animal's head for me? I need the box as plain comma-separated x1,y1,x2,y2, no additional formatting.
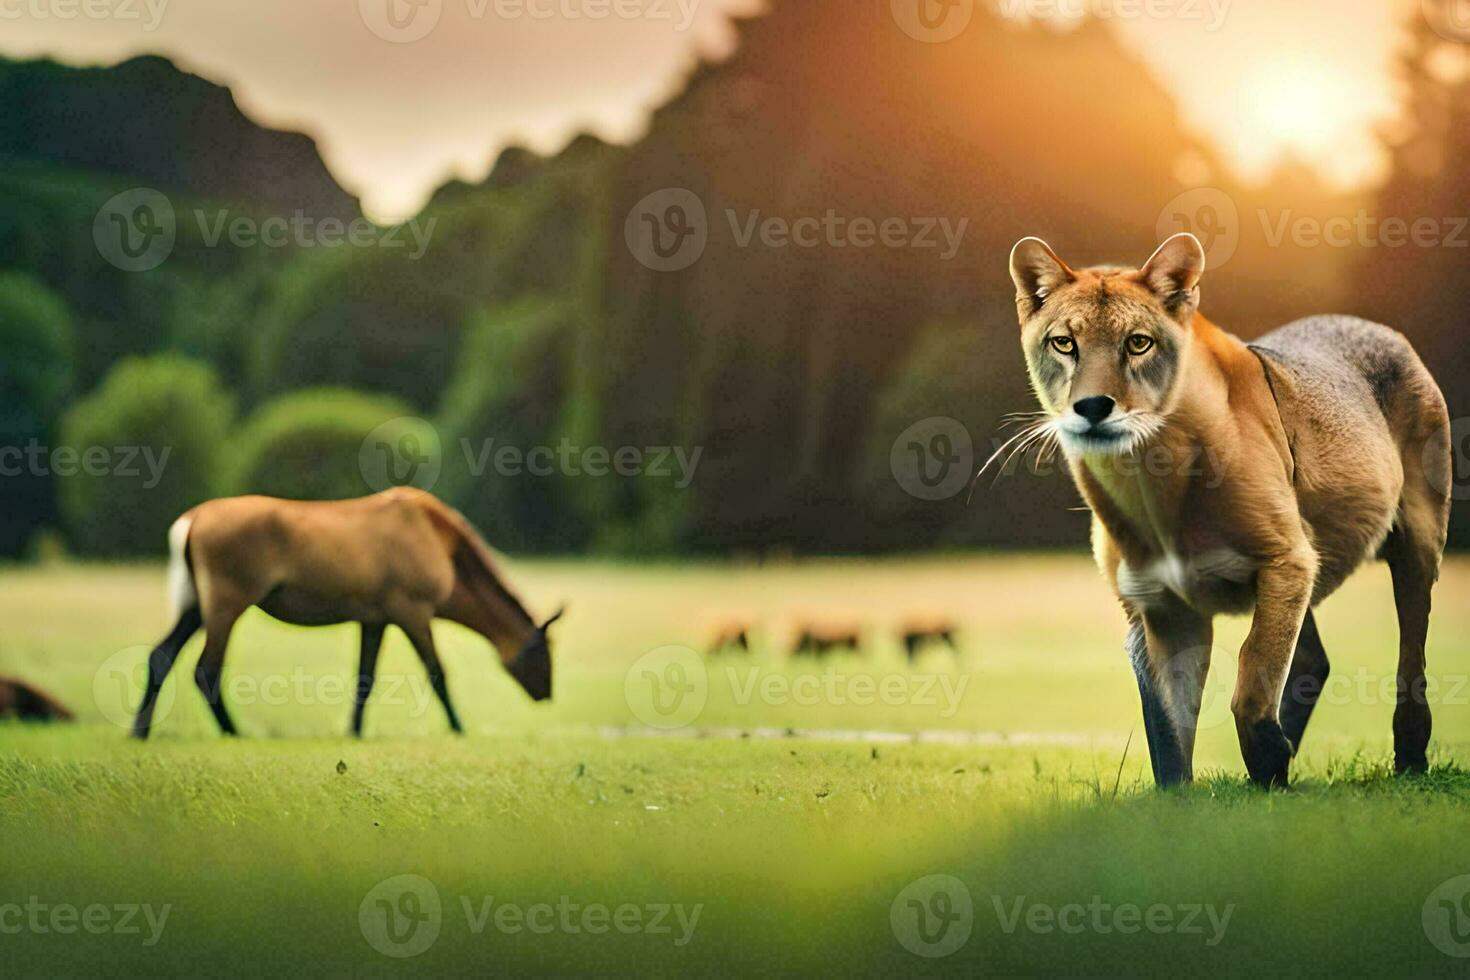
0,678,74,722
1008,233,1206,457
505,608,564,702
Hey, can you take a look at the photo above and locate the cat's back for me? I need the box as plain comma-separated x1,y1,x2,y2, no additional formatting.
1248,315,1443,434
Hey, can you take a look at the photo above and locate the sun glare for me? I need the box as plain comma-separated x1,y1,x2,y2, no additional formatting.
1227,58,1387,188
1242,64,1353,155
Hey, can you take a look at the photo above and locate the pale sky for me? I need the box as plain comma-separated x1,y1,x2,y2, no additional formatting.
1098,0,1409,190
0,0,1425,221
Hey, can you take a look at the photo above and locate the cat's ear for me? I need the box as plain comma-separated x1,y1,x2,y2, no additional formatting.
1009,237,1074,321
1139,233,1205,320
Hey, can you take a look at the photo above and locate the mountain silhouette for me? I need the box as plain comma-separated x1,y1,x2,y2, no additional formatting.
0,55,357,217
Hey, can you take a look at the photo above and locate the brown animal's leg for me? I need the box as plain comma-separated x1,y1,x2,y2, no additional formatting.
1127,621,1184,786
1139,601,1214,786
1383,525,1440,775
194,607,243,737
1385,416,1450,774
1278,610,1330,750
131,607,202,739
1233,548,1315,788
398,617,462,734
352,622,386,738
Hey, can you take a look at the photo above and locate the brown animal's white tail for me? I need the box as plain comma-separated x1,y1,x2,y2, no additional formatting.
166,513,197,621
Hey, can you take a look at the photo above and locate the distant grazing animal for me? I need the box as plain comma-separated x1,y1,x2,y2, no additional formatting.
0,678,74,722
900,620,959,663
1006,232,1450,787
132,488,562,739
792,623,862,659
707,621,752,656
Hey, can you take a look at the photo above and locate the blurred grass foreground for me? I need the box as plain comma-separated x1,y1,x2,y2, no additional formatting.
4,556,1470,973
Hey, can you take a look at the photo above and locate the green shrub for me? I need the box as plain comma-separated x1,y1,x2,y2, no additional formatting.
0,272,75,556
224,388,424,502
57,355,233,556
436,297,583,552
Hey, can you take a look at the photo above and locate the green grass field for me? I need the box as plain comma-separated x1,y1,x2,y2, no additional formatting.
4,556,1470,976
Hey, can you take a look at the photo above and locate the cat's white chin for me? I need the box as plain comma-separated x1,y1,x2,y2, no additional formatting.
1059,428,1137,458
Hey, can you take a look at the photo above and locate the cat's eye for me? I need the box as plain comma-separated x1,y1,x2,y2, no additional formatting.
1126,334,1155,356
1048,336,1076,356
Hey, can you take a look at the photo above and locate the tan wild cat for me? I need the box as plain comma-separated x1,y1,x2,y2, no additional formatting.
1007,233,1450,787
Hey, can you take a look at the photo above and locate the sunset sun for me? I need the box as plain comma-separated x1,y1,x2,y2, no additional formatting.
1242,64,1357,156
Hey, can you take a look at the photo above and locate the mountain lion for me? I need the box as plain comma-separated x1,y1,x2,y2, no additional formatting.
1006,232,1450,787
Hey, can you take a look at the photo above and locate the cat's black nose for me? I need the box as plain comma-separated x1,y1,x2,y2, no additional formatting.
1072,396,1116,426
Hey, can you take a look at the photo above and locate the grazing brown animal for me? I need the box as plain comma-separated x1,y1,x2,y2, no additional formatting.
900,619,958,663
792,623,862,659
1007,232,1450,787
707,621,752,656
0,677,74,722
132,488,561,739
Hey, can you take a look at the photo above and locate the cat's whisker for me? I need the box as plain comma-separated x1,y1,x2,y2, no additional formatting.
968,418,1052,504
990,419,1060,487
1039,429,1063,466
997,411,1049,432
